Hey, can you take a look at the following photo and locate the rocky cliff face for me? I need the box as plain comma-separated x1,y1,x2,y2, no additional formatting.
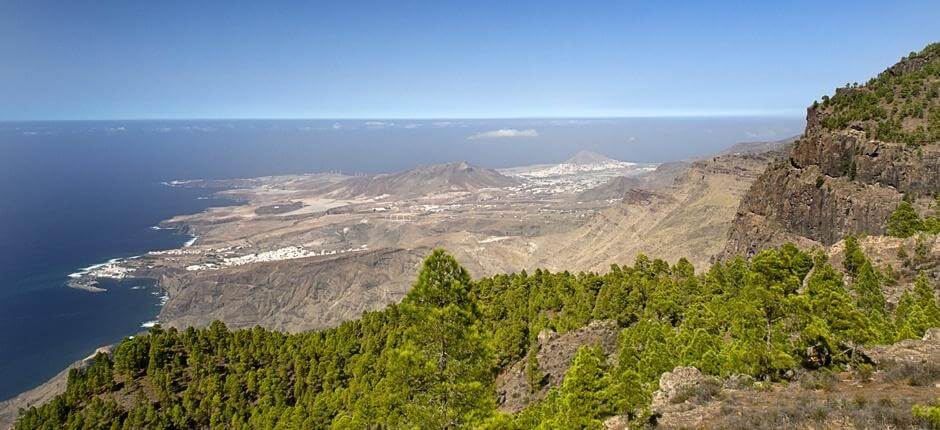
723,45,940,258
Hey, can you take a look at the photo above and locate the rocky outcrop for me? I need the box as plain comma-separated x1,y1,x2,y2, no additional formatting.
649,367,723,428
862,328,940,366
723,48,940,258
496,320,619,413
651,367,710,412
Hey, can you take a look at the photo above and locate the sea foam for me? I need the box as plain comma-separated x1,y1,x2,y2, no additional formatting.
68,258,125,279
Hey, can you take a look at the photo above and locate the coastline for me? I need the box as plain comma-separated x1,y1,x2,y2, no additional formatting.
0,184,239,415
0,345,117,430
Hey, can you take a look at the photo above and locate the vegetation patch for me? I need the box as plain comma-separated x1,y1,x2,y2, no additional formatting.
818,43,940,147
15,244,940,429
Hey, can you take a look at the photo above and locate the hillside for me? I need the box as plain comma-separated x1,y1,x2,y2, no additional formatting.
724,44,940,257
158,248,426,332
12,247,940,429
322,161,519,199
544,151,776,270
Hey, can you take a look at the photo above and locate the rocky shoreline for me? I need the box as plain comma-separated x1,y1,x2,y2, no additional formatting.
65,278,107,292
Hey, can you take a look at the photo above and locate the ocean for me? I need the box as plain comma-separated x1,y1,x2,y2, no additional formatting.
0,117,803,400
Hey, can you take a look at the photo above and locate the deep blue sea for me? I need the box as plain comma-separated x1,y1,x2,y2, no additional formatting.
0,117,803,400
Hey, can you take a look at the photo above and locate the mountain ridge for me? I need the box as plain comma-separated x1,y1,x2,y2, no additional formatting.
723,43,940,257
322,160,520,199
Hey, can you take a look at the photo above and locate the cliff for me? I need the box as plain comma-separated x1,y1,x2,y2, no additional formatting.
723,43,940,257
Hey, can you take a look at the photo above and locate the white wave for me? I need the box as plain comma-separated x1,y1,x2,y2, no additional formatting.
161,179,200,187
141,320,158,328
68,258,126,279
183,236,198,247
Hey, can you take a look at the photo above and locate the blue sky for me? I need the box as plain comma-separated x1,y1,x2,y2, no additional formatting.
1,1,938,120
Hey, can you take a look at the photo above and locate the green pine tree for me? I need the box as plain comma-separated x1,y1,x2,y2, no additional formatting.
381,250,495,429
853,261,887,316
842,235,867,276
538,346,611,430
887,201,923,238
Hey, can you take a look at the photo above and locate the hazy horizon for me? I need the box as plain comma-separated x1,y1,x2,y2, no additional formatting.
1,117,805,174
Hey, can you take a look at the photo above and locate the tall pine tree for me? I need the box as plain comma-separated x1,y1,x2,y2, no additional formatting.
380,249,495,428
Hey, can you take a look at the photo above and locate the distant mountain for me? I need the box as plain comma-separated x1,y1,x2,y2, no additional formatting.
324,161,519,198
564,150,618,165
717,136,799,156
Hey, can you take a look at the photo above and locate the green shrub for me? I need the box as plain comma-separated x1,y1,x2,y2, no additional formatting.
887,201,924,238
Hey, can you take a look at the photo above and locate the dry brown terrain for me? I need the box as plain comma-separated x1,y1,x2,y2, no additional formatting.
113,149,783,334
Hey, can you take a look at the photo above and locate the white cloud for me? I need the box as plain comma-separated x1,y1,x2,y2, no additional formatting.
467,128,539,141
105,126,126,133
432,121,468,128
364,121,394,128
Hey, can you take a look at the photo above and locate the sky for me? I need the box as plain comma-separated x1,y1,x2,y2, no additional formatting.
1,1,938,120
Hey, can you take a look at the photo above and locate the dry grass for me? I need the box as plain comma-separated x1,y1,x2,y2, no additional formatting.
670,378,723,405
798,368,839,391
882,359,940,387
720,394,932,429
